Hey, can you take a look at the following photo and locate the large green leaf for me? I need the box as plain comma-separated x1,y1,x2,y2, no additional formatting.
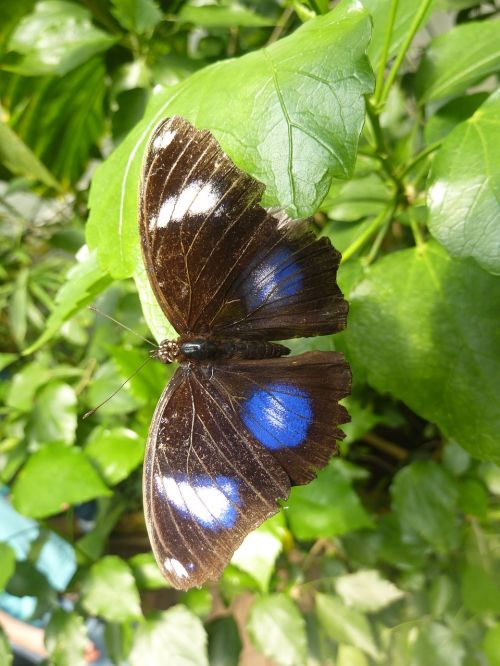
87,0,373,278
428,90,500,275
391,461,459,554
11,443,111,518
415,19,500,103
0,543,16,591
129,605,208,666
247,595,307,666
346,242,500,462
334,569,404,612
177,3,274,28
5,0,116,76
81,555,142,622
411,623,465,666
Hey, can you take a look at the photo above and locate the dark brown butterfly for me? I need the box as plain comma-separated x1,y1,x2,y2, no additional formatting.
139,116,351,589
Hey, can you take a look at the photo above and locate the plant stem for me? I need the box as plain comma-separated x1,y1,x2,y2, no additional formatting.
365,101,405,199
379,0,434,107
341,206,393,263
365,208,394,265
400,140,442,177
374,0,399,105
409,207,425,247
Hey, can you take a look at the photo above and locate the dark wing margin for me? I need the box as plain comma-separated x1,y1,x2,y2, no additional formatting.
139,116,347,339
143,366,290,590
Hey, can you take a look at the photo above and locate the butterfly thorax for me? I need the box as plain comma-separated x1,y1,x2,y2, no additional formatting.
152,337,290,364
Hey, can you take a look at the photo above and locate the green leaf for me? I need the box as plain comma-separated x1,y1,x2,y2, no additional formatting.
177,4,274,28
85,426,144,485
28,382,77,446
483,624,500,666
134,265,177,343
129,605,208,666
458,478,488,518
410,622,465,666
335,569,404,612
0,121,59,188
337,645,368,666
129,552,169,589
391,461,459,554
207,616,242,666
6,0,116,76
9,267,28,347
0,353,17,372
414,19,500,103
231,513,285,593
363,0,435,66
286,459,372,540
87,0,373,278
428,90,500,275
424,92,488,144
346,242,500,462
9,57,107,185
0,543,16,591
81,555,142,622
24,251,112,355
111,0,162,33
247,594,307,666
11,443,111,518
45,610,88,666
316,594,379,659
461,564,500,614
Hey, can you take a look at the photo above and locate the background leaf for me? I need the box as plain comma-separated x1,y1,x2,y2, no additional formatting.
415,19,500,103
81,555,142,622
428,89,500,275
11,443,111,517
346,242,500,462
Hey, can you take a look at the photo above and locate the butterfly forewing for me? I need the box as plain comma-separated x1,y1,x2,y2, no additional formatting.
139,117,348,339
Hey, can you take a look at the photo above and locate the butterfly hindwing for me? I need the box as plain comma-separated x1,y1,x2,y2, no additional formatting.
139,116,347,339
143,365,290,589
144,352,350,588
212,351,351,484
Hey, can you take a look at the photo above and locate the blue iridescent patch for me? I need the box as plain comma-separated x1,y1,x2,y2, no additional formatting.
246,247,302,309
156,473,241,530
241,383,312,450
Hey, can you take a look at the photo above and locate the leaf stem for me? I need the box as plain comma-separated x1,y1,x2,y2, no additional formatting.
374,0,399,105
400,140,442,177
365,208,394,265
379,0,434,107
365,101,405,199
341,205,393,263
409,207,425,247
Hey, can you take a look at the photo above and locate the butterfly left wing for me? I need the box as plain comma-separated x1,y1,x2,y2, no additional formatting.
144,365,290,590
144,352,350,589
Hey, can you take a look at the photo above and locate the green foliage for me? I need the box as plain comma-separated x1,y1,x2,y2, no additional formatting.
0,0,499,664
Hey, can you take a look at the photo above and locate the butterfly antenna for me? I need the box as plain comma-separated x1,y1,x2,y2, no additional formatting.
82,357,152,419
88,305,156,347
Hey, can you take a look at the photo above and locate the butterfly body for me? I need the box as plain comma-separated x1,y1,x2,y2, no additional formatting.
140,116,351,589
153,336,290,363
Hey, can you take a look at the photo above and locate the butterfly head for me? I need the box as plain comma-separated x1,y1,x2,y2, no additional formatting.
151,340,179,364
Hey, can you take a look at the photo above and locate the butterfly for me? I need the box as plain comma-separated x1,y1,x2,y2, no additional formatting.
139,116,351,589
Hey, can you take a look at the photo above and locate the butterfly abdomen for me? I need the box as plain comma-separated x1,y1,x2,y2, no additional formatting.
179,337,290,361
